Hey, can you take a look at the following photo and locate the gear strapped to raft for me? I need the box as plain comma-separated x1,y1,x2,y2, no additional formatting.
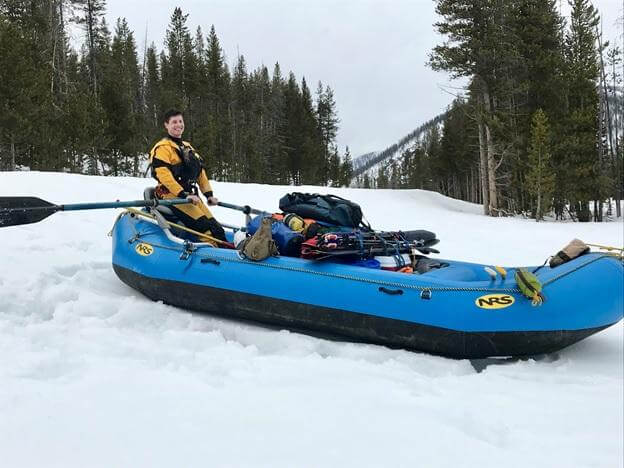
301,230,440,260
279,192,371,229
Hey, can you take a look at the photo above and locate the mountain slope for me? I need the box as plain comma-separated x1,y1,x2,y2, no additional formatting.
351,112,447,182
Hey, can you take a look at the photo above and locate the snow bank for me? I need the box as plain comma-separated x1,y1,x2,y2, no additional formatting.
0,172,622,468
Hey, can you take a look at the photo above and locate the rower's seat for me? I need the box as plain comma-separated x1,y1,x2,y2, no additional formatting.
143,187,184,225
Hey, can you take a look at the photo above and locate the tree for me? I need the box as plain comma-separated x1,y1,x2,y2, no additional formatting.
560,0,601,221
0,4,337,184
73,0,107,97
0,11,37,170
267,62,288,184
100,18,142,175
143,44,162,139
328,145,341,187
340,146,353,187
430,0,509,216
230,54,249,181
376,165,389,189
526,109,555,221
316,82,339,184
161,7,196,112
202,25,230,179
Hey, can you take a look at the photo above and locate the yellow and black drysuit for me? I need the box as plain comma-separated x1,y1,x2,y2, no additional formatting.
149,136,226,242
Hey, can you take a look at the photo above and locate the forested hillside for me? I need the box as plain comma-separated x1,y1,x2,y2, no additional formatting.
0,2,353,186
1,0,622,222
357,0,622,222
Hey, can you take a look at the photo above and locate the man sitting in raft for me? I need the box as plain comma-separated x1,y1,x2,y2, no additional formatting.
149,109,227,243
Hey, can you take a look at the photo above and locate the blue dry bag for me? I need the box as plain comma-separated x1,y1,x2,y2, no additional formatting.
247,216,304,257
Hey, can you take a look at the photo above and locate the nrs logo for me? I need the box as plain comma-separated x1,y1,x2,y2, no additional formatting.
475,294,515,309
135,243,154,256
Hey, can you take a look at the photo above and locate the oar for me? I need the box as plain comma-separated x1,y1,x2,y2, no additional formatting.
0,196,191,228
217,201,270,216
125,207,234,247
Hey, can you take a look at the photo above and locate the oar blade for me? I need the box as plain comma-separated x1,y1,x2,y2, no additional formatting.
0,197,58,228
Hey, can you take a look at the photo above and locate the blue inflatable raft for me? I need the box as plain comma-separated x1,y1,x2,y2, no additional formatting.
111,211,624,359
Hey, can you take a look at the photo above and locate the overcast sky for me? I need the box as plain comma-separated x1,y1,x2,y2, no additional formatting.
98,0,623,157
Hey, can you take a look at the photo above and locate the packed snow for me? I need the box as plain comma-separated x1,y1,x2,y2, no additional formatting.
0,172,622,468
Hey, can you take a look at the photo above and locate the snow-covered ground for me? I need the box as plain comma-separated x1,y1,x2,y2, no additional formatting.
0,172,622,468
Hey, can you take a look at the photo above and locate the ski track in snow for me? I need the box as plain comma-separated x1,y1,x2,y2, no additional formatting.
0,172,622,468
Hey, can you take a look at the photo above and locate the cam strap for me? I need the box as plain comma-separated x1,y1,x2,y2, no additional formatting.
515,268,545,306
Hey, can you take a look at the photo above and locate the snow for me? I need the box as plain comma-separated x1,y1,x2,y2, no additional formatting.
0,171,622,468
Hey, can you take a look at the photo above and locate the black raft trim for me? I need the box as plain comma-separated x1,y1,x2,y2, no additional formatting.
113,264,612,359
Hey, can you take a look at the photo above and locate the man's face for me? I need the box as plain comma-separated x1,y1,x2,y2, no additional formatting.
165,114,184,138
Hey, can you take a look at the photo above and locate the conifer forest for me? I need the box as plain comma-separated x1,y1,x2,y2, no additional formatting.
0,0,622,221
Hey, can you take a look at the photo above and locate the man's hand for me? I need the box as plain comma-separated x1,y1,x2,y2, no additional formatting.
186,195,201,205
206,196,219,206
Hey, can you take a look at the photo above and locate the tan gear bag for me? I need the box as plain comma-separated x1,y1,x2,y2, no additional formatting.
239,217,278,261
549,238,590,267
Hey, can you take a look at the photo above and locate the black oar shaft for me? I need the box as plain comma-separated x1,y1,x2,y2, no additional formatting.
0,197,190,228
217,201,269,216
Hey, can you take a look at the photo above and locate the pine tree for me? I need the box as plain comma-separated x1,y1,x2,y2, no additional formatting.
201,25,230,179
283,72,302,184
377,165,389,189
316,82,339,184
230,54,250,181
363,173,372,189
560,0,601,221
429,0,509,215
0,5,39,170
299,77,322,184
161,7,194,111
267,62,287,184
73,0,107,97
340,146,353,187
526,109,556,221
507,0,565,214
328,145,341,187
100,18,142,175
0,4,336,183
73,7,111,175
143,44,162,139
437,98,478,200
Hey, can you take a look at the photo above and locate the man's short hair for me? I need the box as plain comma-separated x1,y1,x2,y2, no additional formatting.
163,109,183,123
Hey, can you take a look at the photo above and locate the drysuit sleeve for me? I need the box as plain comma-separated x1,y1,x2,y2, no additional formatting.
198,167,212,196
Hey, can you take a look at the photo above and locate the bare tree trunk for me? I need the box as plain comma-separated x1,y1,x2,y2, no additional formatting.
86,0,98,96
10,137,16,171
49,0,57,95
620,0,624,217
536,175,542,221
597,28,616,163
477,117,490,216
482,85,498,216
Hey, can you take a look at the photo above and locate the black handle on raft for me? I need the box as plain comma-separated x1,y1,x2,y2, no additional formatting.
200,258,221,265
378,287,404,296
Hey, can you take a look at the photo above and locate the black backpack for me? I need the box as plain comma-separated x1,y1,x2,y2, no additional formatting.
279,193,368,228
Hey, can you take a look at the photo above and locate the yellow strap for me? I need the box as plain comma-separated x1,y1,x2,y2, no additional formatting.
494,266,507,279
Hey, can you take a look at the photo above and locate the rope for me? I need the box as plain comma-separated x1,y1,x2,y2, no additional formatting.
585,243,624,260
121,216,520,294
117,216,617,297
541,253,615,287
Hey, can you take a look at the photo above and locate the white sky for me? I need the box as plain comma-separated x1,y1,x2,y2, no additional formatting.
96,0,623,157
